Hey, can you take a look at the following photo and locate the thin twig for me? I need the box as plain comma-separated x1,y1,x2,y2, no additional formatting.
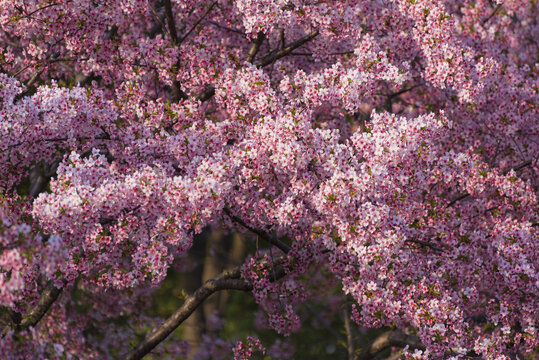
25,70,43,87
405,239,445,253
447,192,470,208
224,208,291,253
148,4,168,39
482,4,502,25
179,2,218,44
205,20,245,36
15,2,63,20
502,159,532,174
255,29,319,68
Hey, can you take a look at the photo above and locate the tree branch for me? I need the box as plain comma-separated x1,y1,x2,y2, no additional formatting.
28,159,61,198
0,306,21,328
196,86,215,102
502,159,532,174
344,301,355,360
163,0,179,44
255,29,319,68
246,31,265,63
224,208,291,253
482,4,502,25
195,29,319,102
179,2,218,44
405,239,445,253
18,281,65,331
123,259,287,360
355,330,424,360
1,280,66,336
163,0,189,102
447,192,470,208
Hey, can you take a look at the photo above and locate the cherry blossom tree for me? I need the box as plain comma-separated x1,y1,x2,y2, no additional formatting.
0,0,537,359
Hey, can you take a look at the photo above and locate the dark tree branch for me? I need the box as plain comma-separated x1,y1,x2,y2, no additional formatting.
382,84,423,112
255,29,319,68
384,83,422,101
482,4,502,25
447,192,470,208
163,0,189,102
16,2,63,19
18,281,65,331
196,86,215,102
246,31,265,63
124,278,250,360
224,208,291,253
28,160,60,198
502,159,532,174
164,0,179,44
405,239,445,253
179,2,218,44
282,50,356,57
123,258,287,360
0,306,21,328
205,20,246,36
344,301,355,360
1,280,66,336
195,29,319,102
355,330,424,360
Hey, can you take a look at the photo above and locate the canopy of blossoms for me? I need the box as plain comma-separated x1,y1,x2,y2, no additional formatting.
0,0,537,359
